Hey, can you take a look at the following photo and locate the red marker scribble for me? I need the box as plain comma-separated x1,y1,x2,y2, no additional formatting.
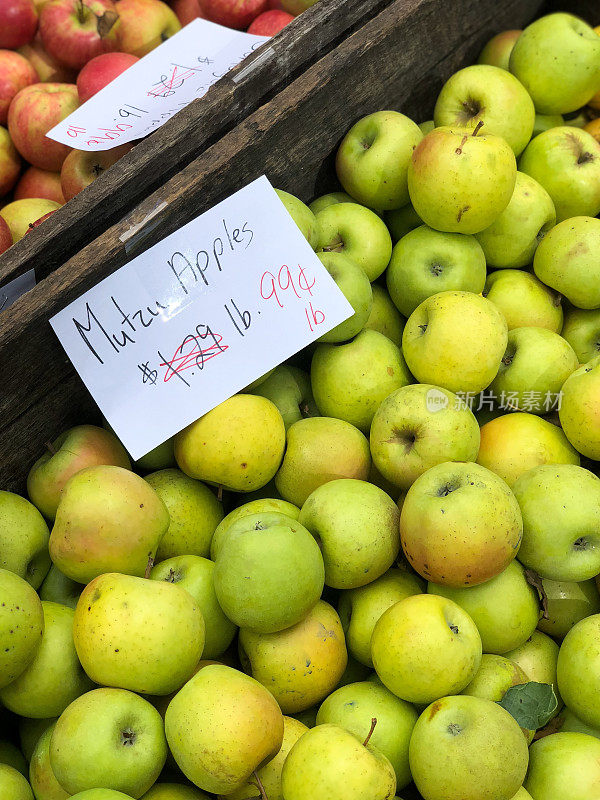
148,66,198,98
159,330,228,383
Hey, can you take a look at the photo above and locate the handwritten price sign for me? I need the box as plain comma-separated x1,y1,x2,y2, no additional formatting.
47,20,268,151
50,177,353,459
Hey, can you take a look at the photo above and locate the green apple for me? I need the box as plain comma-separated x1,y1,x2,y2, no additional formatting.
252,365,319,430
335,110,423,210
434,65,534,155
19,718,55,763
483,270,563,332
520,130,600,222
316,252,373,342
73,572,204,695
532,113,564,137
316,203,392,281
50,688,167,797
478,29,521,70
428,560,539,654
298,479,400,589
386,226,486,317
142,785,208,800
384,203,422,242
513,464,600,581
0,601,94,718
401,461,523,587
538,577,600,639
275,189,319,249
462,653,529,699
419,120,434,135
525,732,600,799
69,792,135,800
238,600,347,713
310,329,412,432
370,383,480,490
371,594,482,704
559,707,600,739
335,654,373,688
409,695,528,800
49,466,169,584
0,741,26,776
338,568,423,667
309,192,354,216
29,724,69,800
150,556,236,659
134,438,176,472
0,765,34,800
144,469,223,560
165,664,284,795
0,569,43,689
504,631,562,711
0,491,50,589
509,13,600,114
477,412,579,488
559,356,600,459
210,499,299,559
364,284,406,346
562,307,600,363
275,417,370,507
489,327,578,414
281,723,396,800
402,291,508,394
557,614,600,728
408,126,516,234
39,564,82,609
316,681,417,789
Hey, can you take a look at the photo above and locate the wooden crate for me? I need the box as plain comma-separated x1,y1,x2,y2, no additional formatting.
1,0,599,493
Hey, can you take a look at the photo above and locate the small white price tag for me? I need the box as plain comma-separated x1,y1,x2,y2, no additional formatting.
0,268,36,313
46,19,269,152
50,177,353,460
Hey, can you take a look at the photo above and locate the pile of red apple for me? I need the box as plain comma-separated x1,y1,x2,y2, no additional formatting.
2,10,600,800
0,0,309,256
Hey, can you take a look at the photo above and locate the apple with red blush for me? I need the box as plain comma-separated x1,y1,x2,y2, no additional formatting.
76,51,139,103
60,142,132,199
24,207,58,232
247,8,292,34
201,0,269,30
0,50,38,125
0,0,39,50
171,0,206,26
39,0,121,71
116,0,181,58
14,165,65,203
0,216,13,254
18,33,77,82
0,126,21,198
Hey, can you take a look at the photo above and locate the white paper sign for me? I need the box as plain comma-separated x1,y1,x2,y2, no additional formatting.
50,177,353,460
46,20,269,151
0,268,36,313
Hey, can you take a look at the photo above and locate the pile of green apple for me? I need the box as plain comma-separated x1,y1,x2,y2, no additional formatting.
2,10,600,800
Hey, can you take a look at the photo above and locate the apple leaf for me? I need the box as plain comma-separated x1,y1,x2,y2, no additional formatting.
498,682,558,730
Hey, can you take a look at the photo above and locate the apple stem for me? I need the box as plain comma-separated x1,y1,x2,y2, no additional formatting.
77,0,86,23
45,440,57,455
472,120,484,136
363,717,377,747
217,484,223,501
252,771,269,800
144,555,154,578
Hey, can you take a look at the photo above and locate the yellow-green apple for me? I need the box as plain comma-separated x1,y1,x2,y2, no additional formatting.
334,653,372,688
562,308,600,363
520,130,600,222
116,0,180,57
0,125,21,197
248,9,292,33
532,112,564,137
299,478,400,589
409,695,528,800
419,119,434,135
513,464,600,581
144,469,222,559
364,284,405,345
0,50,38,125
384,202,422,242
174,394,285,492
335,110,423,210
490,327,578,413
308,191,354,216
538,577,600,639
316,681,417,789
386,225,486,317
560,356,600,459
251,365,318,430
408,125,516,234
275,189,319,249
0,569,43,689
18,34,77,82
27,424,131,520
238,600,347,713
402,291,508,394
370,383,480,490
0,215,11,252
557,614,600,728
76,52,139,103
0,741,26,775
73,572,204,694
210,497,299,558
8,83,78,171
0,0,38,49
275,416,370,506
200,0,268,29
525,732,600,799
428,560,539,654
29,724,69,800
434,65,534,155
310,329,412,432
135,438,175,472
0,492,50,588
462,654,529,700
39,0,121,71
14,165,65,203
483,270,562,333
509,13,600,114
315,252,373,342
559,707,600,739
477,412,579,487
165,664,283,794
19,718,55,762
213,514,324,632
39,563,82,608
0,601,94,717
477,30,521,70
316,202,392,281
0,197,61,240
505,631,561,709
143,786,209,800
280,0,316,13
281,722,396,800
70,792,136,799
372,594,481,704
401,461,522,586
0,765,34,800
50,688,167,796
49,465,169,582
60,143,132,200
338,569,423,667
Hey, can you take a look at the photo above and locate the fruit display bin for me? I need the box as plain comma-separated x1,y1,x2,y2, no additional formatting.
0,0,599,495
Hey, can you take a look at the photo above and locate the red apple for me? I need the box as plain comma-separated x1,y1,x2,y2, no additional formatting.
0,126,21,198
14,165,65,203
60,142,132,199
247,8,292,34
171,0,205,26
40,0,121,71
0,0,39,49
0,215,13,253
200,0,268,29
25,208,58,231
117,0,181,57
0,197,61,241
18,32,78,82
8,82,78,171
76,51,138,103
0,50,38,125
